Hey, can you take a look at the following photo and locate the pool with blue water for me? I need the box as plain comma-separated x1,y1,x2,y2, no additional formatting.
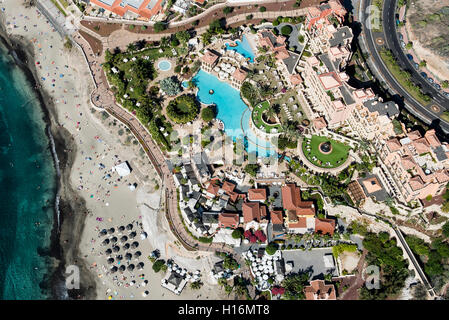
192,70,276,157
225,35,255,63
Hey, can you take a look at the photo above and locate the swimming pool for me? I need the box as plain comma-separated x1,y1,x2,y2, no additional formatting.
182,81,189,88
193,70,276,157
225,35,255,63
157,60,172,71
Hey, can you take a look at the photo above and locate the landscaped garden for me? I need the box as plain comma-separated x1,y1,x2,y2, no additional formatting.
302,135,350,168
251,101,282,133
166,94,200,124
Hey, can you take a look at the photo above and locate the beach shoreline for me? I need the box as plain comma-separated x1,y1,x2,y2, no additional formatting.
0,16,96,299
0,2,231,300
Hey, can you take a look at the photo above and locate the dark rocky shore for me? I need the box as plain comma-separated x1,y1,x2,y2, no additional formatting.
0,20,97,299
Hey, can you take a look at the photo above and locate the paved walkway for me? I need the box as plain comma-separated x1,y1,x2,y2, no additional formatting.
77,1,309,59
74,32,249,270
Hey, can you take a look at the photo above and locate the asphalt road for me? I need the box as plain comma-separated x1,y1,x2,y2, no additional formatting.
360,0,449,133
382,0,449,106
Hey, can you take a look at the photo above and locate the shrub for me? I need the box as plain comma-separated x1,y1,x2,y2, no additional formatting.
232,229,243,239
160,76,181,96
201,106,216,122
266,242,278,255
152,259,165,273
154,22,166,32
280,25,293,36
259,6,266,12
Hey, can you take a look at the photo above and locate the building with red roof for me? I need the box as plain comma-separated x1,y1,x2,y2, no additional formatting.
314,218,335,236
89,0,164,19
242,202,268,232
248,188,267,202
218,213,240,229
282,184,315,218
304,280,337,300
201,50,219,72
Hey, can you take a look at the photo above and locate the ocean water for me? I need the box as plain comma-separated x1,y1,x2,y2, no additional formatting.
192,69,276,157
0,43,57,299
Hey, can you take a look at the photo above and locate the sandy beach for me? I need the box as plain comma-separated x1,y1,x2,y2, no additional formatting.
1,2,229,300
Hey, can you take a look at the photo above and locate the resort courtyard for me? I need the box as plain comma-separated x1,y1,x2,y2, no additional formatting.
302,135,350,169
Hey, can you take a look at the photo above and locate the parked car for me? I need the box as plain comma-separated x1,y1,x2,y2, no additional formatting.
428,78,434,83
399,33,403,41
443,92,449,98
406,54,414,60
434,83,441,90
414,63,419,70
401,41,406,48
421,72,428,78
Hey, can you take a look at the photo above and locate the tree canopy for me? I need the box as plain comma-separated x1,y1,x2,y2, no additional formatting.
166,95,200,124
201,106,216,122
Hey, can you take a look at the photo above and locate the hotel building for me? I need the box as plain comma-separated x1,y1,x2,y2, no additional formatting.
89,0,165,19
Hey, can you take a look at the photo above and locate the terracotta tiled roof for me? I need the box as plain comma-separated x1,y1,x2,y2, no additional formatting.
401,156,417,171
248,188,267,201
436,170,449,183
314,218,335,236
290,74,303,85
304,280,336,300
287,216,307,229
232,68,247,82
407,130,422,141
222,181,236,194
242,202,267,223
318,72,342,90
206,182,220,196
412,137,430,155
228,191,239,203
201,50,219,65
313,117,327,129
271,210,284,225
386,138,401,152
218,213,240,229
424,129,441,147
409,176,425,191
282,184,315,216
361,177,383,194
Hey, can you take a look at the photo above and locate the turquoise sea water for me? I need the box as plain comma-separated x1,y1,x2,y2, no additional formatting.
225,35,255,63
192,69,276,157
0,43,56,299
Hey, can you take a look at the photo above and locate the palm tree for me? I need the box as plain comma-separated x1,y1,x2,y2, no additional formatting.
265,107,275,121
160,36,170,48
127,43,136,53
190,280,203,290
384,196,395,207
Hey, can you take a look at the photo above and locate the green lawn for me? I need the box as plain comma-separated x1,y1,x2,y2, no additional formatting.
302,135,350,168
251,101,282,133
379,49,431,106
50,0,67,16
